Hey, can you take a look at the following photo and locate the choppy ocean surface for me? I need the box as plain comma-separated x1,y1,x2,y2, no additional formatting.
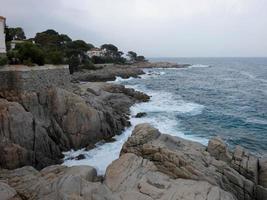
64,57,267,174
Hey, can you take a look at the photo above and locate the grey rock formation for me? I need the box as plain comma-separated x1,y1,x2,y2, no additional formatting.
121,123,266,200
0,181,17,200
0,155,235,200
1,124,266,200
72,65,144,82
105,153,235,200
207,136,232,162
0,83,149,170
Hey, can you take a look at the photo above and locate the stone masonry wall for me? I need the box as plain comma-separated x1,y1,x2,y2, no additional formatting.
0,65,70,92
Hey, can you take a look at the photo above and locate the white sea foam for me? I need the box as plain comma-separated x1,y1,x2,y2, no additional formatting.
189,64,210,68
111,76,134,83
63,68,207,174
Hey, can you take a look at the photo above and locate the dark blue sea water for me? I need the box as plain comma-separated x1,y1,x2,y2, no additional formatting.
127,57,267,155
64,57,267,174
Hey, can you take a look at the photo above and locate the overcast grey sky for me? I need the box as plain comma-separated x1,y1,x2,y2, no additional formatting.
1,0,267,57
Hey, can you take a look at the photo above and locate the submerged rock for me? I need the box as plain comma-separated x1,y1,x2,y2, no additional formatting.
135,112,147,118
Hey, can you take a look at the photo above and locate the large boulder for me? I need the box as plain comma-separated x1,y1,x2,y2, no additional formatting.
105,153,235,200
0,182,18,200
0,98,62,169
231,145,259,184
207,136,232,162
0,156,235,200
0,165,117,200
121,124,260,200
259,157,267,187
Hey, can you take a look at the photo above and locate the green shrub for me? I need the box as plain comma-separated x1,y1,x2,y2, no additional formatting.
22,58,34,66
16,42,45,66
0,55,8,66
46,51,64,65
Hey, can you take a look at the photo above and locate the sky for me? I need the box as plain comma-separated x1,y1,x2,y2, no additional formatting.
1,0,267,57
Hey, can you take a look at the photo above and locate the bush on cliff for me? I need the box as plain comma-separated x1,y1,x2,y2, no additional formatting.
0,55,8,66
127,51,147,63
8,42,45,66
45,51,64,65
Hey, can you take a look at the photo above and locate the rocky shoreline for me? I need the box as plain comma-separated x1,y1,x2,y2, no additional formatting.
1,124,267,200
0,61,266,200
71,61,189,82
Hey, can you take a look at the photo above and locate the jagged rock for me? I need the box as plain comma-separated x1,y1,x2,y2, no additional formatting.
121,123,259,200
0,83,149,170
0,165,116,200
0,98,62,169
256,185,267,200
135,112,147,118
0,181,18,200
76,154,86,160
0,157,235,200
259,157,267,187
207,136,232,162
231,145,258,184
71,65,145,82
105,153,235,200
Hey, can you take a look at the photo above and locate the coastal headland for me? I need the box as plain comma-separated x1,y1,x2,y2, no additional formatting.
0,62,266,200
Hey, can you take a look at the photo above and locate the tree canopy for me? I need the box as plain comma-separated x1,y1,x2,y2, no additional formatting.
5,27,26,41
127,51,146,63
7,42,45,66
4,26,145,67
101,44,118,52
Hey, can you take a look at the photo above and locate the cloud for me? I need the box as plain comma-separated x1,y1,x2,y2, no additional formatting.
1,0,267,56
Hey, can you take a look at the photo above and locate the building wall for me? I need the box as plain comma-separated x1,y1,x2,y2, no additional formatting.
0,65,71,92
0,18,6,54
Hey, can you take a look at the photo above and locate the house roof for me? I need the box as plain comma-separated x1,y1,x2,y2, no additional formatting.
0,16,6,20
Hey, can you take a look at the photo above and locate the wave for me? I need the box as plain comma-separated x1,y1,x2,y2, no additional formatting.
189,64,210,68
63,68,207,174
111,76,135,83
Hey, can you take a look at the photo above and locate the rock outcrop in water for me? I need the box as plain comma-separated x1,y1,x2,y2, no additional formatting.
71,62,190,82
1,124,267,200
0,83,149,170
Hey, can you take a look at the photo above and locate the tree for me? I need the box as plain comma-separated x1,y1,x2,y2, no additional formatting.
14,42,45,66
35,29,61,47
136,55,146,62
59,34,72,43
68,55,80,74
5,27,26,41
46,51,64,65
101,44,118,52
127,51,137,61
66,40,94,52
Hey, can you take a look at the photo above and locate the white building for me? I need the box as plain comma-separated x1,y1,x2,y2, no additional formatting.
87,48,107,58
0,16,6,54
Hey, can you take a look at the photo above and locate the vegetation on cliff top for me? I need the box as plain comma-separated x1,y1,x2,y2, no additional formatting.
4,26,147,69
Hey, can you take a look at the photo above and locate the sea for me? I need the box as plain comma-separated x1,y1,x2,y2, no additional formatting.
63,57,267,174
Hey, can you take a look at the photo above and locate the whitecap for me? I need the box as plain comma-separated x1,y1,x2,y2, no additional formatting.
63,69,207,175
189,64,210,68
109,76,134,83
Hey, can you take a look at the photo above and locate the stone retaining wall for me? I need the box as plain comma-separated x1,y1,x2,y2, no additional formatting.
0,65,70,92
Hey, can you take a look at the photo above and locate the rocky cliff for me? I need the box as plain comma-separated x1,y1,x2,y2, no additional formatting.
0,82,149,170
1,124,266,200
